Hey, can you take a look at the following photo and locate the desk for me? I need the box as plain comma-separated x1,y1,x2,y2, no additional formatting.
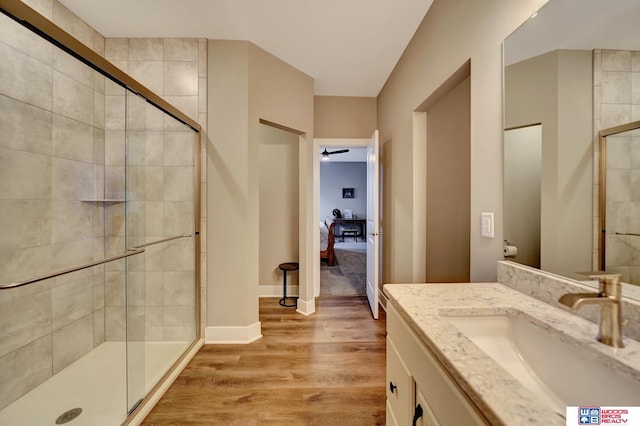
331,218,366,241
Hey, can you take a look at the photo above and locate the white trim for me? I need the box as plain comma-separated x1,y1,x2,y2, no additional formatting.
126,338,205,426
296,297,316,316
258,285,299,297
205,321,262,344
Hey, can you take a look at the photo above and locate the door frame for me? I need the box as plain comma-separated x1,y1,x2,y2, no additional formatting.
312,138,371,297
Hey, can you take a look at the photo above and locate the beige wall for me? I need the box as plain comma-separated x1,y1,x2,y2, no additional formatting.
505,50,592,278
207,40,313,335
258,124,299,289
314,96,377,138
377,0,548,284
425,76,470,282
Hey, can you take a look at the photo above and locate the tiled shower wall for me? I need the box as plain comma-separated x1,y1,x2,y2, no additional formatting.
103,37,207,341
0,9,108,409
593,50,640,281
0,0,207,410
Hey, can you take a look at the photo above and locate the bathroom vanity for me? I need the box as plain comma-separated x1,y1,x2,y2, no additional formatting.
384,282,640,426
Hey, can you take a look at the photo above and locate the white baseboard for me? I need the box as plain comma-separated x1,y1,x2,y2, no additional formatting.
296,297,316,316
205,321,262,344
258,285,299,297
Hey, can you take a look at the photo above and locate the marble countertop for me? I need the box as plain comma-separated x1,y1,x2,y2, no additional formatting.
383,283,640,426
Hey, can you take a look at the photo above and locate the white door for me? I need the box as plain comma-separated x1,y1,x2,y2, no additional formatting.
366,130,380,319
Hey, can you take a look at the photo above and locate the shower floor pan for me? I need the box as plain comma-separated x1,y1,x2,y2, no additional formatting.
0,341,189,426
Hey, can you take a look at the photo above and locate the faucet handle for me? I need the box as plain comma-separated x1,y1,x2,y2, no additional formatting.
575,271,622,298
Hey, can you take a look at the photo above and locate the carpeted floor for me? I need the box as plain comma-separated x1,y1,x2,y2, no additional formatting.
320,243,366,295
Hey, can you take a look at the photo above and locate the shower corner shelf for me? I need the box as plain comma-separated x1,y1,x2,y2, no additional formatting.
81,199,126,202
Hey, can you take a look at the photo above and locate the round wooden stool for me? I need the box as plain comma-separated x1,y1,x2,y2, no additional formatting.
278,262,299,307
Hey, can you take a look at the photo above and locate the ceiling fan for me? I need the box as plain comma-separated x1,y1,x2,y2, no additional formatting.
321,148,349,160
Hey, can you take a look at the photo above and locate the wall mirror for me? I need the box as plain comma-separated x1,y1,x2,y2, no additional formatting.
503,0,640,288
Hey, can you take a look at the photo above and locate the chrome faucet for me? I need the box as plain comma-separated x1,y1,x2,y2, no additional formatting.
558,272,624,348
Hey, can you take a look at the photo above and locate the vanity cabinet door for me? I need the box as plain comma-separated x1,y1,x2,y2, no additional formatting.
414,387,439,426
386,337,412,426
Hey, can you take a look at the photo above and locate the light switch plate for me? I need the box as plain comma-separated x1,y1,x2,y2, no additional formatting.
481,212,494,238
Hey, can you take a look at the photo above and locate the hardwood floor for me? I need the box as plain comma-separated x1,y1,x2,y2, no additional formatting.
142,296,387,425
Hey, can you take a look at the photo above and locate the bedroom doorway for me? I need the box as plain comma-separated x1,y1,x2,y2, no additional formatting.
314,134,380,319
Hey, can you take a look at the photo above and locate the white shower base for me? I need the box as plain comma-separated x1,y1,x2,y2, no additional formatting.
0,341,189,426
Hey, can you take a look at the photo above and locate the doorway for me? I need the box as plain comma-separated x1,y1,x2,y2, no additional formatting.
319,147,368,295
313,134,381,319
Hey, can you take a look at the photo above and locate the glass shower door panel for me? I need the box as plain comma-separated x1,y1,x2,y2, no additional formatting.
125,91,147,413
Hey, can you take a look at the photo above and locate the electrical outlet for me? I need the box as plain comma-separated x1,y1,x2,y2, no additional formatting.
481,212,494,238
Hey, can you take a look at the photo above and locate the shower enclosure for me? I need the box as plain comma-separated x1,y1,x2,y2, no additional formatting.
599,120,640,286
0,4,200,425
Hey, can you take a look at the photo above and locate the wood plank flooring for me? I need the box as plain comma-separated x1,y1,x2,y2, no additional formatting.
142,296,387,425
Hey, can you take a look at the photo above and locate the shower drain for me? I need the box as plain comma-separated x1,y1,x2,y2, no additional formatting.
55,408,82,424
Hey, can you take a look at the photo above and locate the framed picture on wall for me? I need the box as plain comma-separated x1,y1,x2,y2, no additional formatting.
342,188,354,199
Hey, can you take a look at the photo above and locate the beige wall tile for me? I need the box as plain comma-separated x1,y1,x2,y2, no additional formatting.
164,39,198,61
105,95,126,130
130,61,164,95
0,95,52,155
162,96,198,127
164,61,198,96
52,114,94,163
144,243,164,272
128,39,163,61
128,271,145,307
104,306,125,341
632,72,640,105
105,78,125,96
93,128,105,165
198,77,207,113
602,103,632,129
606,169,631,201
94,91,105,129
145,306,164,340
105,130,125,165
94,32,105,57
162,238,194,271
93,164,105,200
145,201,164,236
164,131,195,166
93,272,105,309
0,43,52,110
0,200,52,250
93,308,105,346
104,165,125,200
198,40,207,78
145,166,164,201
53,48,93,87
51,276,93,330
105,271,125,306
0,13,52,66
94,72,105,94
602,50,631,72
52,201,93,243
0,335,52,410
51,238,93,271
127,307,145,341
0,290,51,358
0,245,52,284
606,135,631,169
53,71,94,125
164,271,195,306
52,157,93,200
52,1,94,50
145,271,164,306
105,38,128,61
145,103,165,130
164,167,194,201
52,313,93,373
163,202,194,236
602,71,632,104
0,148,52,199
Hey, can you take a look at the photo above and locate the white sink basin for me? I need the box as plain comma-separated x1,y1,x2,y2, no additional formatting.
447,313,640,415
